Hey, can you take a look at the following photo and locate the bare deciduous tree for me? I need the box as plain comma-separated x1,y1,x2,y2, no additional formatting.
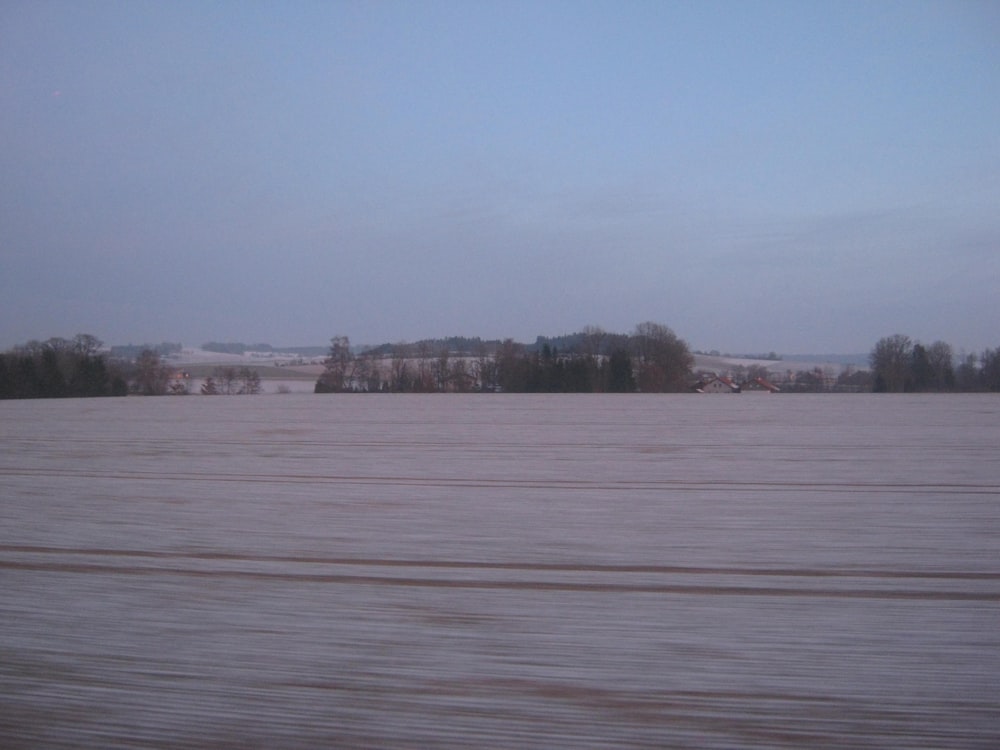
316,336,353,392
213,366,239,395
238,367,261,395
870,334,912,392
926,341,955,390
630,322,694,392
135,349,170,395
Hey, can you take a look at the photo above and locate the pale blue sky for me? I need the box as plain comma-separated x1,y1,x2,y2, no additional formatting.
2,1,998,353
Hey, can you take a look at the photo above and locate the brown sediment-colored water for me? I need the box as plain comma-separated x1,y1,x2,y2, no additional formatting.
2,394,998,748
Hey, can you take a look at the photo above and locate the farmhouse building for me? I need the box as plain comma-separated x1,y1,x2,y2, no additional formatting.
697,375,741,393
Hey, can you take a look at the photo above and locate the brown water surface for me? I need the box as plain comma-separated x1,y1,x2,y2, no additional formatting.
1,394,998,748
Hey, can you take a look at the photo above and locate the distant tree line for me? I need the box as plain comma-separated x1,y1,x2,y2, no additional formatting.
0,335,128,399
0,336,268,398
869,334,1000,392
109,341,182,360
315,323,694,393
8,330,997,399
363,336,498,358
200,367,262,395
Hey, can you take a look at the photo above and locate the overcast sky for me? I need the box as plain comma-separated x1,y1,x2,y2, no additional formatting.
2,1,998,354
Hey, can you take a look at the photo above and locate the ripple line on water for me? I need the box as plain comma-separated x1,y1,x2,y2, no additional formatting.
2,544,998,581
2,559,998,601
2,466,997,495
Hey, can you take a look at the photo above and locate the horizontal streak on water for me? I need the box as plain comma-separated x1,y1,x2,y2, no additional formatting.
4,551,999,601
3,544,999,580
2,466,998,495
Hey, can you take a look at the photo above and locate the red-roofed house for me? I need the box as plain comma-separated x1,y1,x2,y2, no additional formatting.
741,376,781,393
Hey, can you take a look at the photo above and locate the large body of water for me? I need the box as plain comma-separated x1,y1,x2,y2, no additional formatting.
2,394,998,748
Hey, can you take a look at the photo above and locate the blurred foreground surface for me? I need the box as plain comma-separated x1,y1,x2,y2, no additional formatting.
1,394,998,748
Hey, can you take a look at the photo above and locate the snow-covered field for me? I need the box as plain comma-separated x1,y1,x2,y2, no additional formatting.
167,346,325,366
690,352,862,376
162,347,323,393
2,394,997,748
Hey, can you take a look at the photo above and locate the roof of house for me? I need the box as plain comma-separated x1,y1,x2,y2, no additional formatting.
744,376,781,392
695,375,741,392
